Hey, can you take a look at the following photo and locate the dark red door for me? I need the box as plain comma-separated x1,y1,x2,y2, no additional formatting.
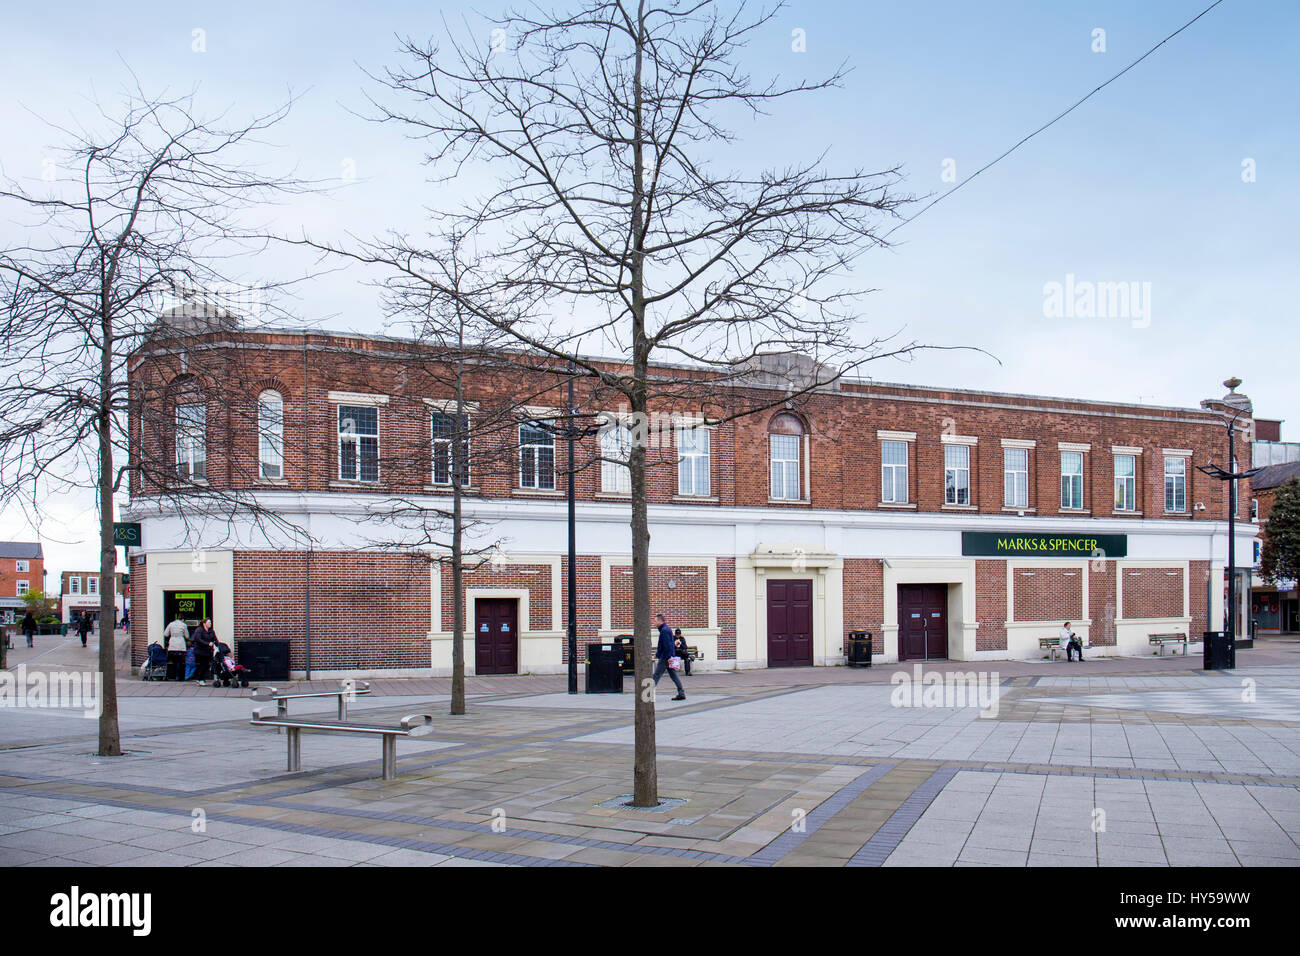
898,584,948,661
767,580,813,667
475,599,518,675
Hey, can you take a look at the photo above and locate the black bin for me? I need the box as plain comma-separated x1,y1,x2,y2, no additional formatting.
585,644,623,694
846,631,873,668
1202,630,1235,671
236,639,290,681
612,634,636,674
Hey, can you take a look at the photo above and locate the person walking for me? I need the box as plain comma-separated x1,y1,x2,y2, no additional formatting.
162,614,190,681
651,612,686,701
21,610,37,648
77,611,91,648
190,618,217,684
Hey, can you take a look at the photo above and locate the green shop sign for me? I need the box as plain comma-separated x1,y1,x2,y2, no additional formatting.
961,531,1128,558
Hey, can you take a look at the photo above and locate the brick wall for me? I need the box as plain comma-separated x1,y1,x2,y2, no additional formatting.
843,558,885,655
1012,566,1084,622
128,330,1244,521
1121,566,1185,620
234,551,430,671
1089,562,1117,646
975,560,1007,651
610,564,709,629
441,562,553,633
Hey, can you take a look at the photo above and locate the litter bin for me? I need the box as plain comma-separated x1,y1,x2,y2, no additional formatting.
1202,630,1235,671
845,631,873,667
585,643,623,694
612,634,636,674
236,639,290,681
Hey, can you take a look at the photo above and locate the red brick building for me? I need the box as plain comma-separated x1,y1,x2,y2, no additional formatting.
0,542,45,625
124,327,1258,676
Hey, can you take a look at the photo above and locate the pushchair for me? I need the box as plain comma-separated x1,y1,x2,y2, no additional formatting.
141,642,168,681
211,642,251,688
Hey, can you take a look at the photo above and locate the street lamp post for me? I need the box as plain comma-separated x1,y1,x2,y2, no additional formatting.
559,368,603,694
1196,379,1262,661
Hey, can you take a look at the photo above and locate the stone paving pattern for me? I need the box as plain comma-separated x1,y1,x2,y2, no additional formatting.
2,632,1298,866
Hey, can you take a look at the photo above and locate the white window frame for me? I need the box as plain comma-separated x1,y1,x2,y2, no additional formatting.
1113,454,1137,512
431,410,472,487
17,581,29,597
258,390,284,480
881,440,909,503
599,417,632,495
175,403,207,480
1164,455,1187,513
15,560,29,573
675,424,711,497
70,577,81,595
944,443,971,506
87,577,98,595
1060,451,1084,510
769,433,802,501
1003,447,1029,509
1251,498,1258,522
519,420,556,490
337,404,380,482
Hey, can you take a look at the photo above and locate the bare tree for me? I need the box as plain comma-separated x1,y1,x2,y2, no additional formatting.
0,85,315,755
359,0,938,806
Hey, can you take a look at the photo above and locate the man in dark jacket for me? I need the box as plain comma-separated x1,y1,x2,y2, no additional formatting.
21,611,37,648
77,612,91,648
652,613,686,701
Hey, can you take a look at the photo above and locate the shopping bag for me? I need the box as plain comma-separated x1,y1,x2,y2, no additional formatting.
668,656,682,671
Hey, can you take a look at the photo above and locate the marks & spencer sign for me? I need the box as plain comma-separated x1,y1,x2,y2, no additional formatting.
961,531,1128,558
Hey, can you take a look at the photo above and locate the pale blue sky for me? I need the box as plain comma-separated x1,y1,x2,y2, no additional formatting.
2,0,1296,575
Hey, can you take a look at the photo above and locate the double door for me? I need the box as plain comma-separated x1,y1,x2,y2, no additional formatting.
474,599,518,675
899,584,948,660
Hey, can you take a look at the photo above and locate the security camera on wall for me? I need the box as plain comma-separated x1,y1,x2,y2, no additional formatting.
1194,502,1207,512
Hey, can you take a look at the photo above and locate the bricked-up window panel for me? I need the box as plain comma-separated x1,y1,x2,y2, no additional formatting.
882,440,908,503
431,412,470,486
258,390,284,480
843,558,885,654
975,560,1008,651
1114,454,1137,511
944,444,970,505
1089,564,1117,646
175,403,207,479
1164,456,1187,513
599,421,631,494
676,426,710,496
610,565,709,629
338,405,379,482
1060,451,1083,509
1122,567,1184,620
519,421,556,490
1004,447,1028,508
1012,568,1084,621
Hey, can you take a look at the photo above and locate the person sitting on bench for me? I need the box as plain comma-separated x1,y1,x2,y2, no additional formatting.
1060,621,1084,662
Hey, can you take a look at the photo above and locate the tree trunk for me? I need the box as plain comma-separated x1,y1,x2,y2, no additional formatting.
450,355,466,715
628,2,657,807
97,303,122,757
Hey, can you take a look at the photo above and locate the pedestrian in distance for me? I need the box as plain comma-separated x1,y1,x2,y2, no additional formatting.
77,611,91,648
673,627,691,676
190,618,217,684
21,610,37,648
652,612,686,701
162,613,190,681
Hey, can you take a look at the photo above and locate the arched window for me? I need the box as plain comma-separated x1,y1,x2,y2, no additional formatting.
769,412,805,501
599,416,632,494
258,390,284,480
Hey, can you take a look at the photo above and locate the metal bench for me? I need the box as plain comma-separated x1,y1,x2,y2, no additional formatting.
1038,637,1065,661
252,681,371,720
250,708,434,780
1149,632,1188,656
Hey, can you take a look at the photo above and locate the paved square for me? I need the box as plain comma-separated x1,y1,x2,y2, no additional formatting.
2,639,1299,866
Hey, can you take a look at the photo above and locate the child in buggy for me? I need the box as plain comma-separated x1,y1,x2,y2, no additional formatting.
211,641,251,688
141,642,168,681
